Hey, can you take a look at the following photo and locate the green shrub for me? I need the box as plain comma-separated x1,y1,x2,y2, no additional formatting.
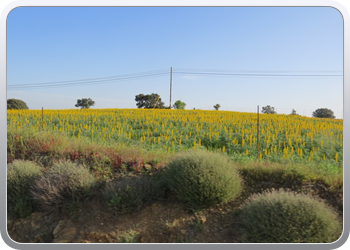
7,160,42,218
7,98,29,110
238,189,342,243
163,150,242,211
117,229,139,243
103,174,166,213
30,161,96,214
104,178,143,213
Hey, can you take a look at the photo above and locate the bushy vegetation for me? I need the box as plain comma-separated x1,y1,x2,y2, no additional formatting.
261,105,277,114
312,108,335,119
75,98,95,109
173,100,186,109
103,174,167,214
7,160,42,218
213,104,221,110
30,161,97,215
116,229,140,243
135,93,166,109
164,150,242,211
238,189,342,243
7,98,29,110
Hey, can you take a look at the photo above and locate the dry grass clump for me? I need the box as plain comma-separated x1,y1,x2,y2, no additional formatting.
103,174,167,214
7,160,42,218
30,160,97,215
238,189,342,243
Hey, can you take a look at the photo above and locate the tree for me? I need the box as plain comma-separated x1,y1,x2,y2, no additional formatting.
7,99,29,110
312,108,335,119
261,105,277,114
75,98,95,109
135,93,166,109
173,100,186,109
214,104,221,110
290,109,298,115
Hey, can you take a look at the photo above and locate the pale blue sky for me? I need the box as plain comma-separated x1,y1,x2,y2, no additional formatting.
6,7,343,117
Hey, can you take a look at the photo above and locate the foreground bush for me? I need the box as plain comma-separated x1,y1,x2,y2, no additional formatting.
238,189,342,243
30,161,96,214
163,150,242,211
7,160,42,218
103,174,167,214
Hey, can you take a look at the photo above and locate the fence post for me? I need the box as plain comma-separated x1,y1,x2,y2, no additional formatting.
257,105,259,159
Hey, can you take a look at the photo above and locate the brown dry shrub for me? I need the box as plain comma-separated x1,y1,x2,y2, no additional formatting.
31,160,96,215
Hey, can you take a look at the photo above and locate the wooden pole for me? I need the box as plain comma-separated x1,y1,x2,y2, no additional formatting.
153,95,161,109
169,67,172,109
42,107,44,130
257,105,260,159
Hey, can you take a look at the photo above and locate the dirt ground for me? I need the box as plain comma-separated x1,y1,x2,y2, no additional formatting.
61,195,245,243
7,179,343,244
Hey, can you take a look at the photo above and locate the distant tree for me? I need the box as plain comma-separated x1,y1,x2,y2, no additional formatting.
261,105,277,114
214,104,221,110
75,98,95,109
312,108,335,119
173,100,186,109
7,99,29,110
135,93,166,109
290,109,298,115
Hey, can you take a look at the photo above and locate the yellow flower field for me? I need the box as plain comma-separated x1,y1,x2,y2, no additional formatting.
7,108,343,165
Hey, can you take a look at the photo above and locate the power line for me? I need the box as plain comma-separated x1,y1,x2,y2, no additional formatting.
173,70,342,78
7,67,343,90
8,70,169,89
9,69,169,87
8,73,168,89
173,67,343,73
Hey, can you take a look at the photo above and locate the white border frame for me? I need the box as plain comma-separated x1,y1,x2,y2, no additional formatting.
1,1,349,249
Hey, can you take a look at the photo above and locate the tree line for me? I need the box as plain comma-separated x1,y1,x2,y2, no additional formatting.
7,96,337,119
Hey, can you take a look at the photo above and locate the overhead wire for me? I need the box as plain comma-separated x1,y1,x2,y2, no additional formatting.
173,67,343,74
7,67,343,90
172,70,343,78
8,69,169,89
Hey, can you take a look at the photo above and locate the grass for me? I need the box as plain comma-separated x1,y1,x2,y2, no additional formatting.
190,217,205,232
6,129,343,243
7,160,42,218
117,229,139,243
8,136,343,243
7,129,170,179
7,128,342,191
237,160,343,190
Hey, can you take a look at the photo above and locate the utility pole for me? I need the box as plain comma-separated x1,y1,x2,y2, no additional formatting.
169,67,172,109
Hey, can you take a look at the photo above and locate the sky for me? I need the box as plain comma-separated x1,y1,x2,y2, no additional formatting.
6,7,344,118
